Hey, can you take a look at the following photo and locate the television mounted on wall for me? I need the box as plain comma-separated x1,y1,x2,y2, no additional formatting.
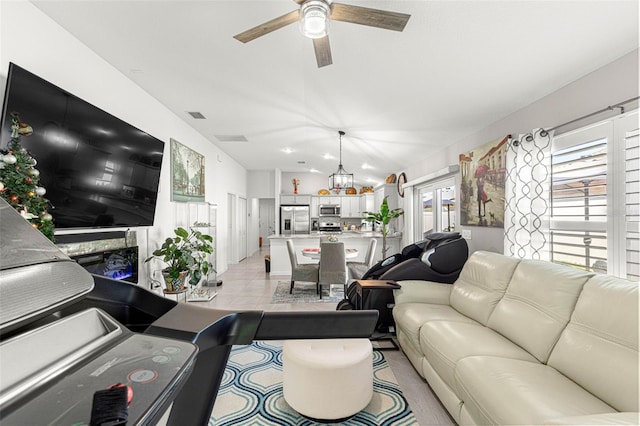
0,63,164,229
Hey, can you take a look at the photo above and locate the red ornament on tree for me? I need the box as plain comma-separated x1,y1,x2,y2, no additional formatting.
26,177,32,183
10,195,18,202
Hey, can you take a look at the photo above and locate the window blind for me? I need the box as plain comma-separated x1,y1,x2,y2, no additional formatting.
625,128,639,281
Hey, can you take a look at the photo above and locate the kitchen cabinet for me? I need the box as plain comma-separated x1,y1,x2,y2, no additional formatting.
315,195,341,206
360,193,375,215
280,194,311,205
374,184,399,212
310,196,320,217
296,195,311,205
328,196,341,205
280,195,295,204
340,196,361,218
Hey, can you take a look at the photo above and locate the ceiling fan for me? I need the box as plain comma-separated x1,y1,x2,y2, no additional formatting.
233,0,411,68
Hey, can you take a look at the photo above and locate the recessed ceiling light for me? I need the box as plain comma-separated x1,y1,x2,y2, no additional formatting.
323,153,334,160
310,168,321,173
361,163,373,170
282,148,293,154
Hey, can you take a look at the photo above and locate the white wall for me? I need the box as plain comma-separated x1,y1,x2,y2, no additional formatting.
247,170,276,199
403,49,639,254
0,0,248,284
281,172,328,195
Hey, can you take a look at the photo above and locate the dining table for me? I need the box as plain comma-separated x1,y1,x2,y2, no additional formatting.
301,247,359,260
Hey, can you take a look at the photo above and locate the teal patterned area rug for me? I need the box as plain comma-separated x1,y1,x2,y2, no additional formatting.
210,341,417,426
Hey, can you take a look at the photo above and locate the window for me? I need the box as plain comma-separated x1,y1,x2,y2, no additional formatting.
414,177,456,241
550,111,638,280
624,126,639,280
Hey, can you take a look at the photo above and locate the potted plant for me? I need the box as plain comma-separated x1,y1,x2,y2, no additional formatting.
145,226,214,292
363,196,404,258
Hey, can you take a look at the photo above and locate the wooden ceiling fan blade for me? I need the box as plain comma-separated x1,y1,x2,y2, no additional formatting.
233,10,300,43
313,36,332,68
331,3,410,32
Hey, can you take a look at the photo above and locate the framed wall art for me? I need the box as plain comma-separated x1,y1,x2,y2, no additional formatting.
170,138,205,202
459,136,509,228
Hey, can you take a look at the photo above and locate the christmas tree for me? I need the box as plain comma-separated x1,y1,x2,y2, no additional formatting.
0,112,55,241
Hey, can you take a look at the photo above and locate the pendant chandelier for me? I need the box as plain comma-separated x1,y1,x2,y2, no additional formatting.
329,130,353,191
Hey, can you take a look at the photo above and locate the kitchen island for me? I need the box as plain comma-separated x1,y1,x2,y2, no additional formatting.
267,232,402,276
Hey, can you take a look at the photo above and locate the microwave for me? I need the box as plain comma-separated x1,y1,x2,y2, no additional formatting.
319,204,340,217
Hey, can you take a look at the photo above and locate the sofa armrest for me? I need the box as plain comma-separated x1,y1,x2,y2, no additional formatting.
544,413,640,425
393,280,452,305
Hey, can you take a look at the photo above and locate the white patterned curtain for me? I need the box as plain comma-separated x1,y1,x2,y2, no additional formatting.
504,129,553,260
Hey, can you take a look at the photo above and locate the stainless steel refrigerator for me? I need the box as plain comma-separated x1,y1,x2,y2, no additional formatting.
280,205,310,235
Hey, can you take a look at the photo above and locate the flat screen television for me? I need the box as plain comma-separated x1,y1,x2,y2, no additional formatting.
0,63,164,229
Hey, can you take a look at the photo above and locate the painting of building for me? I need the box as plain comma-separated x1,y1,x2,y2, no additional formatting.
459,136,508,227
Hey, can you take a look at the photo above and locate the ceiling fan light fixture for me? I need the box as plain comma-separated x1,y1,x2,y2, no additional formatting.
300,0,330,39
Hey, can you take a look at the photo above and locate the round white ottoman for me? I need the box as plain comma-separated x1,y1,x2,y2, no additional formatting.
282,338,373,422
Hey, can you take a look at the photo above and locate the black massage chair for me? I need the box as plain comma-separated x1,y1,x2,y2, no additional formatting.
338,232,469,333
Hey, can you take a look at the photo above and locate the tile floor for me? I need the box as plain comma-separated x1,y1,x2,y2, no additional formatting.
194,247,455,425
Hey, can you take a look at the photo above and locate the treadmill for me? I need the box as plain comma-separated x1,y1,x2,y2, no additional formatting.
0,199,378,425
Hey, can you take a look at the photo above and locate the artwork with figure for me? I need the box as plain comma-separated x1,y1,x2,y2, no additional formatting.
171,138,205,202
459,136,508,227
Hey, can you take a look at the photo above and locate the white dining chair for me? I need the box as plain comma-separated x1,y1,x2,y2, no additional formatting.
347,238,377,280
318,241,348,299
286,239,319,294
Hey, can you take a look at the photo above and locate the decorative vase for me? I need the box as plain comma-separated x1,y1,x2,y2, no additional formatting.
162,270,188,292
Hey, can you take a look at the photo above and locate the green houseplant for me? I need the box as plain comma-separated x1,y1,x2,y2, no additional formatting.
363,196,404,258
145,227,214,292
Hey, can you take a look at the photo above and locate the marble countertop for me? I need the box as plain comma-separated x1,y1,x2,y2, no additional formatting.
268,231,401,239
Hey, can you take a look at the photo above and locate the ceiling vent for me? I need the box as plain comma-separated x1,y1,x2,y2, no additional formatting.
187,111,206,119
215,135,248,142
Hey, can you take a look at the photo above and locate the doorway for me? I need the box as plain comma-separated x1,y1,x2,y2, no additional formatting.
227,193,236,264
259,198,276,247
238,197,248,261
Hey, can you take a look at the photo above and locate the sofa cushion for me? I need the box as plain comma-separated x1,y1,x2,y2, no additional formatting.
420,321,538,392
548,274,639,412
394,302,476,353
487,259,592,362
455,356,616,425
544,412,640,425
449,251,520,325
393,280,453,306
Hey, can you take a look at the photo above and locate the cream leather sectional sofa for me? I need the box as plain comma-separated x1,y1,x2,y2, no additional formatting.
392,250,639,425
